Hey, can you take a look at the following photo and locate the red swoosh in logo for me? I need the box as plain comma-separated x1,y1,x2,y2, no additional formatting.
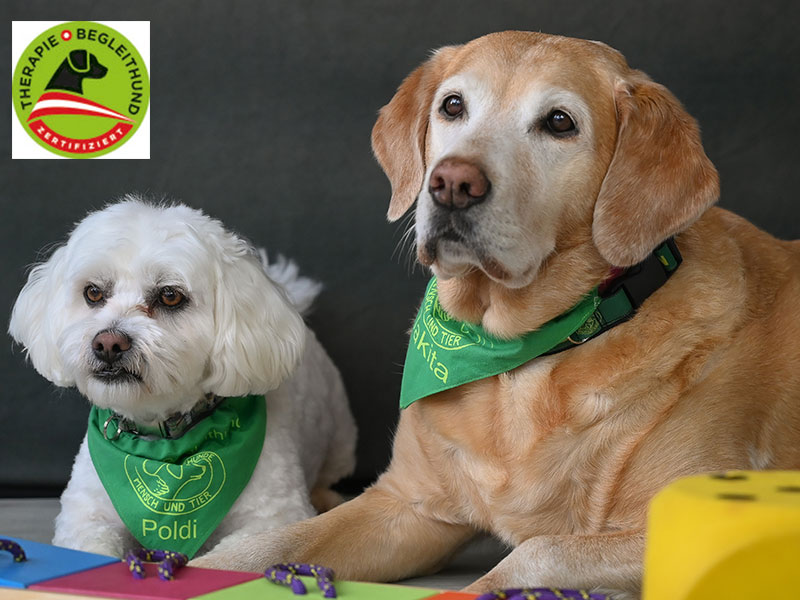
27,91,134,123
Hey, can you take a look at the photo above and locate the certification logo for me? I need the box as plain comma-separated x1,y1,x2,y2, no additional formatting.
11,21,150,159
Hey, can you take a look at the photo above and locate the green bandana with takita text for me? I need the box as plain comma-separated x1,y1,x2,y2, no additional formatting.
87,395,266,558
399,278,605,409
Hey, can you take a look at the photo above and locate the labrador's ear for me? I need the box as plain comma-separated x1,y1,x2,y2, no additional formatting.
371,46,461,221
592,72,719,266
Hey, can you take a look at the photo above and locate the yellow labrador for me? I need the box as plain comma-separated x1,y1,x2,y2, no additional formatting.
194,31,800,598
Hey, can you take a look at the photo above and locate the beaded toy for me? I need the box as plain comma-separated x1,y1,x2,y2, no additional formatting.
124,548,188,581
265,562,337,597
0,539,27,563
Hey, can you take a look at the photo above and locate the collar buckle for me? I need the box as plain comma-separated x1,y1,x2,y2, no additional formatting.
600,238,683,309
103,415,123,441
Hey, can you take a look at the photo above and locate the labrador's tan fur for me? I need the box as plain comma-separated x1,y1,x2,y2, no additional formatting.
194,31,800,598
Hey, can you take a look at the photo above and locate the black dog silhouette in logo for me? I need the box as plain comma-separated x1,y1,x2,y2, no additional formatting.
45,49,108,95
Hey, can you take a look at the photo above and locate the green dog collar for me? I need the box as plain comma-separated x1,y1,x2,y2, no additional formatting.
101,394,225,441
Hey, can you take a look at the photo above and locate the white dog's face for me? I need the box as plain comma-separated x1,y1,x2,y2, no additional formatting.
53,212,218,420
10,199,306,424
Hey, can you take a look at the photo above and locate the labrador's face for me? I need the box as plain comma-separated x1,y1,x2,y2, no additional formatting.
414,39,620,288
372,32,718,288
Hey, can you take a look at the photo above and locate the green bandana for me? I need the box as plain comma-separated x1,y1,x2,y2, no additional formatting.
399,279,605,409
87,396,266,558
399,241,681,409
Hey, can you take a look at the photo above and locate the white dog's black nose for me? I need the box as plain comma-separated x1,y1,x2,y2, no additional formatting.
429,157,491,210
92,330,132,364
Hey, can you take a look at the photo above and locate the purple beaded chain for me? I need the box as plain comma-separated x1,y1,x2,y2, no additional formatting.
265,562,337,598
476,589,609,600
125,549,188,581
0,539,26,562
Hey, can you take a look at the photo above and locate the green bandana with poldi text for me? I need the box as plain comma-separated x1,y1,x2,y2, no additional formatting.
87,396,266,558
399,278,602,409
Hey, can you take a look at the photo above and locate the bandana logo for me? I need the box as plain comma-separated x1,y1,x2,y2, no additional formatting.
400,278,605,409
12,21,149,158
410,280,499,385
124,451,226,516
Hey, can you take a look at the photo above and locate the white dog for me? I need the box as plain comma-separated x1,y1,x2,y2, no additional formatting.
9,197,356,560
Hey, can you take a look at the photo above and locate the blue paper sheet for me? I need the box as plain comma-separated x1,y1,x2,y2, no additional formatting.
0,535,119,588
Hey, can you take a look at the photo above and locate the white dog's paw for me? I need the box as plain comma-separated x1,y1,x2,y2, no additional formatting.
54,532,129,559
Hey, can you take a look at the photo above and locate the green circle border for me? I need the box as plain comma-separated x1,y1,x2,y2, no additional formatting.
12,21,150,158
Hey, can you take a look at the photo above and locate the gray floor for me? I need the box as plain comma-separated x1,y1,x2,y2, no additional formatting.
0,498,508,591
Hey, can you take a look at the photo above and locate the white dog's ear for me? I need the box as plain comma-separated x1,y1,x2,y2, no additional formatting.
203,236,307,397
9,246,74,386
371,45,461,221
592,72,720,266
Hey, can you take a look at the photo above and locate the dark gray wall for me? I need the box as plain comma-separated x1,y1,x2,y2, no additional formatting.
2,0,799,494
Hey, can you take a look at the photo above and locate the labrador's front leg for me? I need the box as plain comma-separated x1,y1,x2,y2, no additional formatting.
463,530,645,600
192,484,475,581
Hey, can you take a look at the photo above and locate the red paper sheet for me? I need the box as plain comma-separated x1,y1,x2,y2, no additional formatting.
30,561,261,600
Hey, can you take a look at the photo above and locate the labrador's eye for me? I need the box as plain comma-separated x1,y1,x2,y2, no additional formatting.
546,110,576,135
441,94,465,118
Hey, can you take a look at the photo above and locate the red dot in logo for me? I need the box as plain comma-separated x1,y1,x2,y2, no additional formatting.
61,30,72,41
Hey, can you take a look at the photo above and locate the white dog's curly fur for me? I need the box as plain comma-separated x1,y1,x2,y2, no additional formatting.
9,197,357,558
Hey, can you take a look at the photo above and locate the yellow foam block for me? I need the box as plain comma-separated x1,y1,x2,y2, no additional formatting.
643,470,800,600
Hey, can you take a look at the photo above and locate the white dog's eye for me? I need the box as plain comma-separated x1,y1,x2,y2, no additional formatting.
158,286,186,309
83,284,105,306
440,94,465,119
